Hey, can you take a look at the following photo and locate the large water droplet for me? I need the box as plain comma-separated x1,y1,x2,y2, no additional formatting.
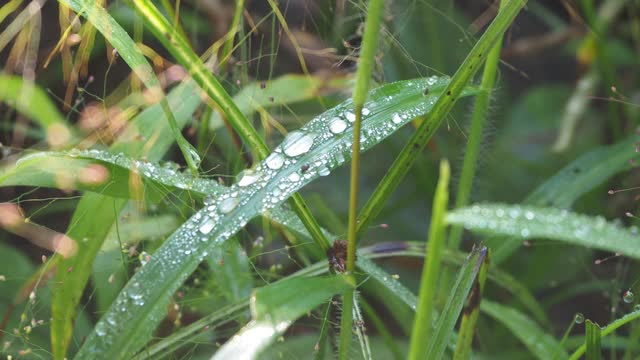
392,114,402,124
282,131,315,157
199,218,215,234
318,167,330,176
346,112,356,122
265,153,285,169
237,169,261,187
623,290,635,303
574,313,584,324
219,197,240,214
288,172,300,182
329,117,347,134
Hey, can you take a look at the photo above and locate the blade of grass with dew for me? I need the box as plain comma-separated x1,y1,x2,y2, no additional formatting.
212,275,355,359
448,204,640,259
481,300,568,359
130,0,332,254
49,81,203,360
73,77,478,359
341,0,385,358
488,135,640,262
57,0,200,172
453,249,490,360
448,0,507,251
208,74,352,130
409,160,450,360
355,0,528,241
569,308,640,360
0,74,75,148
586,320,602,360
424,246,487,359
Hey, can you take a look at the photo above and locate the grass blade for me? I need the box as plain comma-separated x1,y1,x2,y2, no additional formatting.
425,246,487,359
409,160,450,360
481,300,568,359
586,320,602,360
489,135,640,262
448,204,640,259
212,275,355,359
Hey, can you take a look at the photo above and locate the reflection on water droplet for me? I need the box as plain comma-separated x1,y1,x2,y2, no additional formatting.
219,197,240,213
238,169,261,187
623,290,635,303
392,114,402,124
329,117,347,134
265,153,285,169
199,218,215,234
282,131,315,157
288,173,300,182
574,313,584,324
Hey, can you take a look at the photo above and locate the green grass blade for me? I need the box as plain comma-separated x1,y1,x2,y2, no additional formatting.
481,300,568,359
569,308,640,359
489,135,640,262
341,0,385,357
49,81,202,359
425,246,487,359
58,0,200,172
453,250,490,360
409,160,450,360
212,275,355,359
448,0,507,251
73,77,477,359
448,204,640,259
355,0,528,239
0,74,75,148
586,320,602,360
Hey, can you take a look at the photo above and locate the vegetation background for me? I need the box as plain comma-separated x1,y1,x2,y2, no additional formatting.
0,0,639,359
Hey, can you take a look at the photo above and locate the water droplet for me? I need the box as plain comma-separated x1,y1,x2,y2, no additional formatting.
525,211,535,220
574,313,584,324
346,112,356,122
362,108,370,116
219,197,240,214
288,173,300,182
634,304,640,311
95,322,107,336
199,218,215,234
265,153,285,169
318,167,330,176
392,114,402,124
623,290,634,303
203,195,215,205
329,117,347,134
237,169,261,187
520,228,530,237
282,131,315,157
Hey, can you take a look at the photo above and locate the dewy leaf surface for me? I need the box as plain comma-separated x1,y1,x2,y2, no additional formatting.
448,204,640,259
74,77,478,359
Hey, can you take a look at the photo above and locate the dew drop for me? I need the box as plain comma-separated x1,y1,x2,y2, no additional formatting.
203,195,215,205
525,211,535,220
574,313,584,324
219,197,240,214
329,117,347,134
346,112,356,122
318,167,330,176
634,304,640,311
282,131,315,157
95,322,107,336
288,172,300,182
265,153,285,169
199,218,215,234
392,114,402,124
238,169,261,187
623,290,634,303
362,108,370,116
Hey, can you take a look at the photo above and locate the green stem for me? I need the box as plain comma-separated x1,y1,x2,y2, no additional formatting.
448,0,507,251
219,0,245,70
355,0,528,241
408,160,450,360
340,0,385,358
